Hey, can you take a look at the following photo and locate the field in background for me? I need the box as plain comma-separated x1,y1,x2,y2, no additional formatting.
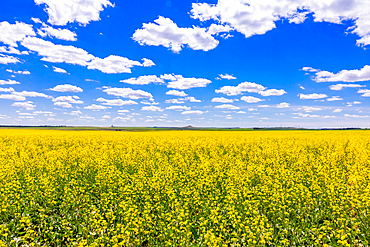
0,130,369,246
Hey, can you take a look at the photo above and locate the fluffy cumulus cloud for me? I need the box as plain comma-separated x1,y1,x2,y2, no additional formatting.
52,96,83,104
0,46,29,55
309,65,370,82
0,21,35,47
84,104,110,110
96,97,138,106
217,74,236,80
141,106,163,111
240,96,263,103
161,74,212,89
120,75,163,85
49,84,83,92
132,16,219,53
181,110,205,115
87,55,143,74
358,89,370,97
216,82,265,96
327,96,343,101
215,104,240,110
259,89,286,96
299,93,327,99
102,87,153,99
34,0,113,26
38,25,77,41
166,90,188,97
0,55,20,64
0,94,26,101
276,102,290,108
21,37,94,65
166,105,191,111
21,37,147,73
13,90,52,99
190,0,370,47
211,97,233,103
11,101,36,110
0,79,20,85
142,58,155,67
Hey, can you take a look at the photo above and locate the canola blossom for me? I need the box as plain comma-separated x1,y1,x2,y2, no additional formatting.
0,129,370,246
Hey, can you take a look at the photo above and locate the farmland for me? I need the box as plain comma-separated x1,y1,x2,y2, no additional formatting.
0,129,369,246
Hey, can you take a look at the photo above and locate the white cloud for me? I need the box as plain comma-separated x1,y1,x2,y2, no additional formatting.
302,106,322,112
302,67,319,72
293,113,320,118
87,55,142,74
181,96,202,103
182,110,205,115
102,87,153,99
6,69,30,75
216,81,265,96
84,104,110,110
54,101,72,108
344,114,369,118
299,93,327,99
276,102,290,108
160,74,212,89
217,74,236,80
166,105,191,111
52,66,69,74
35,0,113,26
258,89,286,96
49,84,83,92
0,94,26,101
0,55,20,64
31,18,42,24
166,90,187,97
358,89,370,97
0,87,15,93
258,105,270,108
0,21,35,46
120,75,163,85
327,96,343,101
52,96,83,104
12,101,35,110
190,0,370,47
207,24,232,35
13,90,52,99
333,108,342,113
21,37,94,65
96,97,138,106
215,104,240,110
329,83,366,91
311,65,370,82
211,97,233,103
142,58,155,67
102,115,110,119
165,99,185,104
0,46,29,55
132,16,219,53
118,109,129,113
248,108,257,111
141,106,163,111
0,79,20,85
38,25,77,41
240,96,263,103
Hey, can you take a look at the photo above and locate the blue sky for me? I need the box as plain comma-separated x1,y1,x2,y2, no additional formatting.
1,0,370,128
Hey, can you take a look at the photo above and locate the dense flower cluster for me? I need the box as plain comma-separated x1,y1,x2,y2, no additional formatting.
0,130,369,246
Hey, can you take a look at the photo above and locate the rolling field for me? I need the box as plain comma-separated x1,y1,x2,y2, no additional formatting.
0,129,369,246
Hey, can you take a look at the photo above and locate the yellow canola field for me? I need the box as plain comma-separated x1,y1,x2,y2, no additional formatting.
0,129,370,246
